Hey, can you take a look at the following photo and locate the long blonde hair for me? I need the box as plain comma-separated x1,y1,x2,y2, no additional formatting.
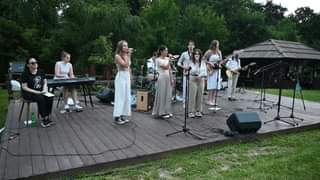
209,40,219,51
115,40,127,55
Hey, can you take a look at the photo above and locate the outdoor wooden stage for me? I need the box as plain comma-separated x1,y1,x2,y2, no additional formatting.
1,90,320,179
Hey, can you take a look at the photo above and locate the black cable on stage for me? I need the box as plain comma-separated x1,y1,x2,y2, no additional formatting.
0,120,138,157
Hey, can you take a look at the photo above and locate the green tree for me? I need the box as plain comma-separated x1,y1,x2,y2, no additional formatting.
262,0,287,25
178,5,229,51
294,7,316,24
268,19,298,41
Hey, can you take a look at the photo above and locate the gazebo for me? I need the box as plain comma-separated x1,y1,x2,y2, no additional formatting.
238,39,320,88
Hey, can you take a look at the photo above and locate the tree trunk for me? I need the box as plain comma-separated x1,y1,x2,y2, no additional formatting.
104,64,113,80
89,64,96,76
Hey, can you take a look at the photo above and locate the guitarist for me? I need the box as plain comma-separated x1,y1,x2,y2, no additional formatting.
203,40,223,106
225,51,241,101
177,40,195,104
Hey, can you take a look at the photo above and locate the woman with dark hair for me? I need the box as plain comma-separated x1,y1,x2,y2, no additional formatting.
152,45,173,119
203,40,223,105
21,58,54,127
113,40,133,125
188,48,205,118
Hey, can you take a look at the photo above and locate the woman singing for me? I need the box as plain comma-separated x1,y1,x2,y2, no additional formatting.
113,40,133,125
188,49,204,118
152,45,173,119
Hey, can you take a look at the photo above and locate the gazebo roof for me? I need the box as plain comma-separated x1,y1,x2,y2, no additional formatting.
239,39,320,60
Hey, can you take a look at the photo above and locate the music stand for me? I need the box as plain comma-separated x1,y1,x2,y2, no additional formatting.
264,61,298,126
166,68,203,140
277,73,305,123
247,61,281,112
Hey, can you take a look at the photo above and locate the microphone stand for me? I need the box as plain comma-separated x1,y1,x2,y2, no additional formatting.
209,64,221,112
277,73,305,123
264,62,298,126
248,61,282,112
166,67,203,140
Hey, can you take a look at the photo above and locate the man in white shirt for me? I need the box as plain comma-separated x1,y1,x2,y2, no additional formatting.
177,40,195,103
146,52,158,80
225,51,241,101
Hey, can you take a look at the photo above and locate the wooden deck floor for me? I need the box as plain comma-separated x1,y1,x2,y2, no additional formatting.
1,90,320,179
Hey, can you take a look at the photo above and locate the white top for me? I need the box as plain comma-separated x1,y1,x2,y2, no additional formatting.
208,53,221,63
54,61,72,79
226,57,241,71
177,51,192,68
156,57,170,75
189,62,200,76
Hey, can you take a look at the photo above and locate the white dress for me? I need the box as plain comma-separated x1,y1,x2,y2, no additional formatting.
113,59,131,117
207,54,221,90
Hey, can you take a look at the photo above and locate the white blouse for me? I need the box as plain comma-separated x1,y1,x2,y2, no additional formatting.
156,57,170,76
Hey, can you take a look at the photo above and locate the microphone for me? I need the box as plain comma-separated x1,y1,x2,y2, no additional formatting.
129,48,136,53
172,55,180,59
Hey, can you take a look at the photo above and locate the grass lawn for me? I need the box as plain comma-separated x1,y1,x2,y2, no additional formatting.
74,129,320,180
0,88,8,128
256,89,320,103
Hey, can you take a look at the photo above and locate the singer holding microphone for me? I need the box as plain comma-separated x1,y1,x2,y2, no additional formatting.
113,40,133,125
177,40,195,104
152,45,173,119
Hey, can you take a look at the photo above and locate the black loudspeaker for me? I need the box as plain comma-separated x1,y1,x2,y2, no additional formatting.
226,112,261,133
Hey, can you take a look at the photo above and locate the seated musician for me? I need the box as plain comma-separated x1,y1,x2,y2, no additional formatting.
54,51,83,111
21,58,54,127
225,51,241,101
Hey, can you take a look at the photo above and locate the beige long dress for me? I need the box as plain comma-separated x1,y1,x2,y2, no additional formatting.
152,57,172,116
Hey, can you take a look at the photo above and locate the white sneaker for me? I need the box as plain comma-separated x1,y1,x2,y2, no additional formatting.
189,112,195,118
161,114,171,119
195,112,203,117
64,104,70,110
120,117,130,123
75,104,83,112
114,117,126,125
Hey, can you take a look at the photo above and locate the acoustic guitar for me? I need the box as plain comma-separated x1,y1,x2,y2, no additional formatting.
225,62,256,78
206,58,228,75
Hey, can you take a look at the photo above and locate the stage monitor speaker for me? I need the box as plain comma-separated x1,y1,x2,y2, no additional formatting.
136,90,152,111
226,112,261,133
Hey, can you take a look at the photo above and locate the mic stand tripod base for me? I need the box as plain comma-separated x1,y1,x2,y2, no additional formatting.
166,127,204,140
264,116,298,127
208,105,221,111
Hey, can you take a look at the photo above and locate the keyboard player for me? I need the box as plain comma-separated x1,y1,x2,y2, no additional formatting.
54,51,83,111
